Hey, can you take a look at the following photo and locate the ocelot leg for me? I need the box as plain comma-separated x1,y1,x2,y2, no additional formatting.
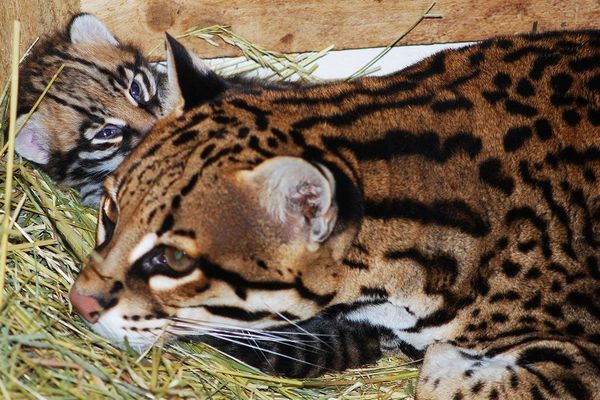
416,340,600,400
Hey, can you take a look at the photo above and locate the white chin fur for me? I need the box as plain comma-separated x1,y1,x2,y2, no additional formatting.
90,307,167,352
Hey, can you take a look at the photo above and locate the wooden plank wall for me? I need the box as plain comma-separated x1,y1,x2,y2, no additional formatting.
0,0,79,85
82,0,600,60
1,0,599,84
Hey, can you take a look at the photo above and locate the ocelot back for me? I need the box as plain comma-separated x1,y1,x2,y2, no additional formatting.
70,32,600,399
17,14,290,207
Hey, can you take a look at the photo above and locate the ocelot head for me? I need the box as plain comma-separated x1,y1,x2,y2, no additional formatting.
69,36,370,376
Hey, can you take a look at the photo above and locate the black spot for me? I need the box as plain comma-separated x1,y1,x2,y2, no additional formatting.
431,97,473,113
406,53,445,80
200,144,216,159
570,54,600,72
479,158,514,195
565,321,585,336
180,174,199,196
588,109,600,126
534,118,553,140
529,54,560,80
517,240,537,253
501,260,522,277
489,388,499,400
563,109,581,126
505,99,538,117
516,78,535,97
551,72,573,93
587,74,600,92
543,303,563,318
524,291,542,309
491,313,508,323
482,90,508,104
489,290,521,303
550,280,562,292
471,380,484,394
469,52,484,67
256,259,268,270
504,126,532,152
525,267,542,279
171,195,181,209
158,214,174,235
237,127,250,138
494,73,512,89
496,39,513,49
583,169,596,182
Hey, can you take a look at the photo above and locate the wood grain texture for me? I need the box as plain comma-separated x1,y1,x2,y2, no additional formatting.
0,0,79,85
81,0,600,60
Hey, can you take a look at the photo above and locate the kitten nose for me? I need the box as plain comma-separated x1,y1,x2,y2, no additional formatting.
69,287,101,323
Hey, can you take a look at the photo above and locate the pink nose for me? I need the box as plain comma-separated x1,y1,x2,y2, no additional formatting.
69,287,101,323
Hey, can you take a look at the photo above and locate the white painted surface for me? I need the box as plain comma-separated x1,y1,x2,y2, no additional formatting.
204,42,472,81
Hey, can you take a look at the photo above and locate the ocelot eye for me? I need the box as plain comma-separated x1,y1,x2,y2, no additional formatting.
165,247,194,272
95,124,123,140
129,80,143,103
96,196,118,247
102,196,118,224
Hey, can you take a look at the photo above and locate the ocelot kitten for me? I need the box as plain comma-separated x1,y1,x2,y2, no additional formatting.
70,32,600,399
17,14,290,207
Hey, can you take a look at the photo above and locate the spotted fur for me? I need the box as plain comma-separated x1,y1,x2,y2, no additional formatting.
18,14,293,207
71,32,600,399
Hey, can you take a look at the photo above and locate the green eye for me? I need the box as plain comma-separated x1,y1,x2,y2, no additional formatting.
164,247,194,272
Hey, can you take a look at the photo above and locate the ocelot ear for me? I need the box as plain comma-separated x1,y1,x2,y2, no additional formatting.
67,14,119,46
238,157,338,251
14,113,51,165
164,33,227,113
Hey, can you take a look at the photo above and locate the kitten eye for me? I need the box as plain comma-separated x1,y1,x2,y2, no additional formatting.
165,247,194,272
95,124,122,140
129,80,143,103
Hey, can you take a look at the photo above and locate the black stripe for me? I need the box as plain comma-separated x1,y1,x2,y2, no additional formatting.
230,99,271,130
519,161,576,259
292,94,434,130
322,130,481,163
172,130,198,146
365,198,490,237
198,258,335,306
203,305,271,321
273,79,417,106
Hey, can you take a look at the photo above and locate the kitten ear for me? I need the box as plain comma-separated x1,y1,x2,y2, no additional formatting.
164,33,227,112
67,13,119,46
14,113,51,165
238,157,338,251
